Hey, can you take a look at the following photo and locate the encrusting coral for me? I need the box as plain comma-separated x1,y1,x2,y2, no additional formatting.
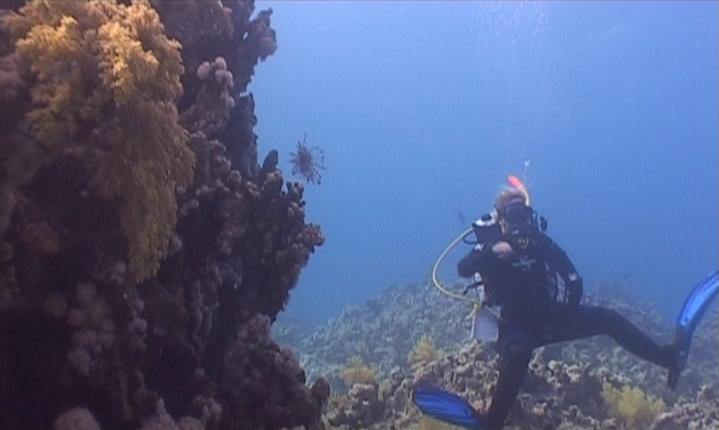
0,1,324,429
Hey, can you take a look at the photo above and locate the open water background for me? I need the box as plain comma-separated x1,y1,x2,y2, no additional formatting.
251,1,718,328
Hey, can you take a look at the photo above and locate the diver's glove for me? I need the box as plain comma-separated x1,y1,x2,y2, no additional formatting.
566,274,583,307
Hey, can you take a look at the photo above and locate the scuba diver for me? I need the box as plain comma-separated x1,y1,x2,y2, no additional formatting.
413,178,719,430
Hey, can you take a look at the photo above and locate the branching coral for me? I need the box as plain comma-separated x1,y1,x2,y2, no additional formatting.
601,382,665,427
180,56,235,136
3,0,193,282
409,335,442,368
149,0,233,117
341,356,378,388
227,5,276,94
154,0,277,178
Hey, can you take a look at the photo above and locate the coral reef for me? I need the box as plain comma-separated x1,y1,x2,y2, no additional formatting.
0,1,323,429
652,384,719,430
274,279,718,430
274,281,471,391
326,382,385,429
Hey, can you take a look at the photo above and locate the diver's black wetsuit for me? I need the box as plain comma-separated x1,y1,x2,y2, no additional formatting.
458,230,676,429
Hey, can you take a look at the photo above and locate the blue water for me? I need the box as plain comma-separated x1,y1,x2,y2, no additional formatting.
252,1,718,327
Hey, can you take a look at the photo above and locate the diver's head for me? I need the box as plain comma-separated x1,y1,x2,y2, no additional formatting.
495,187,533,234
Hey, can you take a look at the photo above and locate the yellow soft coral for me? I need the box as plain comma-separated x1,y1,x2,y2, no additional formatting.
16,15,97,147
6,0,193,281
601,382,665,427
340,356,377,387
409,335,442,367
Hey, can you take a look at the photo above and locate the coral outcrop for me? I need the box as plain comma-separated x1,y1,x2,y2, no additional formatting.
0,1,324,429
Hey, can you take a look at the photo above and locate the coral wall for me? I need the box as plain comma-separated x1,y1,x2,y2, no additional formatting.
0,1,326,429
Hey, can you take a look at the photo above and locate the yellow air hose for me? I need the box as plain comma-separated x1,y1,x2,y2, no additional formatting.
431,227,504,322
431,227,483,307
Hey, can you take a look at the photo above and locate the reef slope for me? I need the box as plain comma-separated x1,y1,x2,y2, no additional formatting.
276,279,719,429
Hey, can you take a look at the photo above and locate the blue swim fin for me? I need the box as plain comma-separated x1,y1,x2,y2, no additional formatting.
413,385,488,429
668,271,719,390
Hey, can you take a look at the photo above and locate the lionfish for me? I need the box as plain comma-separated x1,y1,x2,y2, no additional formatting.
289,133,325,185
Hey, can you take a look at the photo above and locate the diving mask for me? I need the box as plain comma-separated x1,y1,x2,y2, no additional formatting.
499,202,534,227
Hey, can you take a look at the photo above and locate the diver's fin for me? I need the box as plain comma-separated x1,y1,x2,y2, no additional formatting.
668,271,719,390
413,385,488,429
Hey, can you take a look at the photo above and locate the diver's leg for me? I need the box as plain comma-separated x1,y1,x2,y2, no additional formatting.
483,328,533,429
539,305,676,368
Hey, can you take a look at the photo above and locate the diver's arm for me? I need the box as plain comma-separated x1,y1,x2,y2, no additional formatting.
540,233,583,306
457,244,494,278
457,247,482,278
